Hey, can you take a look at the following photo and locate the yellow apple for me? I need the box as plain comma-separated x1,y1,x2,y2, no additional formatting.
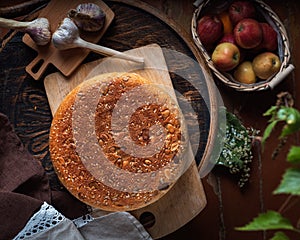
252,52,281,79
212,42,240,72
234,61,256,84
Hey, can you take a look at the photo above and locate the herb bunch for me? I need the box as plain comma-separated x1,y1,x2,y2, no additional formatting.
217,111,255,188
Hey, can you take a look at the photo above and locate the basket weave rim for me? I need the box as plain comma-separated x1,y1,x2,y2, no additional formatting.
191,0,291,91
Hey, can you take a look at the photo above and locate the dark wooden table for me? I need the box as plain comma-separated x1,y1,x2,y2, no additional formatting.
0,1,299,240
145,1,300,240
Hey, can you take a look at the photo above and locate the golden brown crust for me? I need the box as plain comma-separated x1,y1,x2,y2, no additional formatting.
49,72,185,211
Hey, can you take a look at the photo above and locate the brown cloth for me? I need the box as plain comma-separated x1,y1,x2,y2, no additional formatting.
0,113,89,239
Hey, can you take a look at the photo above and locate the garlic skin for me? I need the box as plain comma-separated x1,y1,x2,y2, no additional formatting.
68,3,106,32
52,17,144,63
52,17,79,50
24,18,51,46
0,17,51,45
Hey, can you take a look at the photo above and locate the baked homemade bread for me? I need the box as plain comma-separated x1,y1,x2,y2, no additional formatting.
49,72,187,211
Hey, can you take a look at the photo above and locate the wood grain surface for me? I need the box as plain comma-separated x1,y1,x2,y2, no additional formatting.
147,1,300,240
0,0,300,240
0,0,212,182
0,1,213,239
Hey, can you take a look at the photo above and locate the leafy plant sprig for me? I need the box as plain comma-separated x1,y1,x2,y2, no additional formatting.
236,92,300,240
262,105,300,145
216,111,256,187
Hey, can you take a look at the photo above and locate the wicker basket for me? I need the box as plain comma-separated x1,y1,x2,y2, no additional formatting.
191,0,294,91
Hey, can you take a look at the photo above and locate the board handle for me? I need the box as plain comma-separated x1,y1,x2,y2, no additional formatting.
268,64,295,89
25,55,48,80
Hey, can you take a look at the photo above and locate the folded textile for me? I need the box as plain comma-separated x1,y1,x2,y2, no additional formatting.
0,191,43,239
0,113,88,239
0,113,50,201
0,113,50,239
14,202,153,240
79,211,153,240
0,113,153,240
13,202,83,240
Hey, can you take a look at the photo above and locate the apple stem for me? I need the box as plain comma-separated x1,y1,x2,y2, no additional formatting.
234,53,240,61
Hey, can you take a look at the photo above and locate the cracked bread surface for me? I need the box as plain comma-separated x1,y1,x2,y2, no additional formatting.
49,72,186,211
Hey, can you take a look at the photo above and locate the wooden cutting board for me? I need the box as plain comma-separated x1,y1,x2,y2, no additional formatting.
22,0,114,80
44,44,207,239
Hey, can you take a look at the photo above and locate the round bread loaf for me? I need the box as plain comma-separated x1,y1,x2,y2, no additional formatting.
49,72,187,211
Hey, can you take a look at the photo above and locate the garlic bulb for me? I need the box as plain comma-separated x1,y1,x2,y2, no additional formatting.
24,18,51,46
68,3,106,32
52,18,78,49
0,17,51,45
52,18,144,63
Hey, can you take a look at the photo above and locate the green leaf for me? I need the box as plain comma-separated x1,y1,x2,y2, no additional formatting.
287,146,300,164
280,124,300,138
277,108,289,121
274,168,300,195
263,106,278,117
262,120,278,146
235,210,294,231
280,108,300,138
270,231,290,240
226,111,247,132
287,108,300,125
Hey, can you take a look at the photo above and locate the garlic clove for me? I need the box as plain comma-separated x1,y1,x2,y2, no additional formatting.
0,17,51,46
52,17,79,50
68,3,106,32
24,18,51,46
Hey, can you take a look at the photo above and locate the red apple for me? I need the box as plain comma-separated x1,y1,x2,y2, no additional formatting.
229,0,256,26
219,33,236,44
219,33,248,62
197,15,223,51
212,42,240,71
234,18,262,49
258,22,278,51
